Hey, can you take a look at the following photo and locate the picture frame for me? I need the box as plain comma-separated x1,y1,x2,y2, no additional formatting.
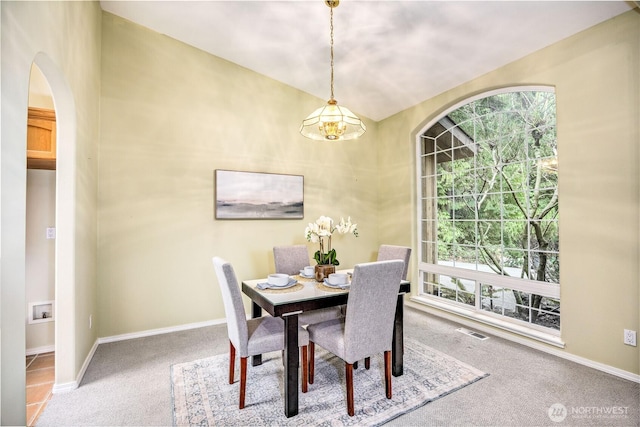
214,170,304,219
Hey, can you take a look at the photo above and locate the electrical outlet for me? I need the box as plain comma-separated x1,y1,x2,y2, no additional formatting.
46,227,56,239
623,329,636,346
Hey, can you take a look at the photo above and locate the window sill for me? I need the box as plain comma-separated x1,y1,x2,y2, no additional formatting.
408,295,565,348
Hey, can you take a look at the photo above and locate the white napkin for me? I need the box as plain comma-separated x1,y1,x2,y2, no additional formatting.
257,278,296,290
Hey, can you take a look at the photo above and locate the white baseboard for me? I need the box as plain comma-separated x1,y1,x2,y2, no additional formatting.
52,338,99,394
52,381,78,393
48,307,640,395
26,344,55,356
406,300,640,384
97,318,226,344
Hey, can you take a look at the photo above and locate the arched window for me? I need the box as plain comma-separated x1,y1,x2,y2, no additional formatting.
417,88,560,338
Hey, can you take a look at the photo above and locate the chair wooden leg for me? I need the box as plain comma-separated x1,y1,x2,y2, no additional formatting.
229,341,235,384
309,342,315,384
239,357,247,409
346,362,355,416
384,350,392,399
301,345,308,393
365,357,370,369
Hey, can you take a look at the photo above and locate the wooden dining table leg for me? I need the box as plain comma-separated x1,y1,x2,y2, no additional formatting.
283,313,299,418
392,293,404,376
251,301,263,366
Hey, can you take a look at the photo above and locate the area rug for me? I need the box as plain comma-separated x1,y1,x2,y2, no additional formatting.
171,339,488,426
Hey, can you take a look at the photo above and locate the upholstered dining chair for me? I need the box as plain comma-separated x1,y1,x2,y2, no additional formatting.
343,245,412,363
306,260,405,416
377,244,412,280
273,245,310,276
273,245,343,326
212,256,310,409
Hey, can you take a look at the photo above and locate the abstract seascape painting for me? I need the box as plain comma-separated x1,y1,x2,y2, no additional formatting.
215,170,304,219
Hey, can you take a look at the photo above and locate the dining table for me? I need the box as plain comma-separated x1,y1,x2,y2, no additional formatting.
241,269,411,418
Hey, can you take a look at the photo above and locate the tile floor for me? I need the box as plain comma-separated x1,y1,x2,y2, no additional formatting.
26,352,54,427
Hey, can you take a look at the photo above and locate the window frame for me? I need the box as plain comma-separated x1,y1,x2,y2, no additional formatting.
413,86,562,344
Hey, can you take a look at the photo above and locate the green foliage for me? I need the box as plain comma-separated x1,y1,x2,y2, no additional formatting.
434,91,559,284
314,248,339,266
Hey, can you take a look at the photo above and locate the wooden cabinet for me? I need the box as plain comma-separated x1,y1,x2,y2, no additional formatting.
27,107,56,170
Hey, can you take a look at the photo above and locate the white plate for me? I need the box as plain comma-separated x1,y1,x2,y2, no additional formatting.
270,278,296,288
299,271,315,279
323,279,349,289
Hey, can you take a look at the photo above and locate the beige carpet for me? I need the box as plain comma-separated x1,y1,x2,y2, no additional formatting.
171,338,488,426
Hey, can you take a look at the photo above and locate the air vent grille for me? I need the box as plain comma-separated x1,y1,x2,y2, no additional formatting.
456,327,489,340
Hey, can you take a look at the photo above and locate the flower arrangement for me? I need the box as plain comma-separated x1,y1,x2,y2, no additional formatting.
305,216,358,266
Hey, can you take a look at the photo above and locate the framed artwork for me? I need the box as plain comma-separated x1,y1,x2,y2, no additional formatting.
214,170,304,219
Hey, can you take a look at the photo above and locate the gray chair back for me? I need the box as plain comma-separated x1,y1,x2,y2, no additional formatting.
343,260,404,363
377,245,411,280
212,257,250,356
273,245,310,275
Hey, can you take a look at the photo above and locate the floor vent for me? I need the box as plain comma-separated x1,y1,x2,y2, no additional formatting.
456,327,489,340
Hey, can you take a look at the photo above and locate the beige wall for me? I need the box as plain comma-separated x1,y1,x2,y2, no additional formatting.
28,65,56,110
98,13,380,337
25,170,56,352
1,1,101,424
379,11,640,375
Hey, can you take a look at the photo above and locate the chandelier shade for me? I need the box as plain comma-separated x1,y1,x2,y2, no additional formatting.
300,99,366,141
300,0,365,141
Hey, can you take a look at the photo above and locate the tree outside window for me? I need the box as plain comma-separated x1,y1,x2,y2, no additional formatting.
419,90,559,330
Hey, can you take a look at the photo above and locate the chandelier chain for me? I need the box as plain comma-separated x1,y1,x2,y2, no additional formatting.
329,5,334,101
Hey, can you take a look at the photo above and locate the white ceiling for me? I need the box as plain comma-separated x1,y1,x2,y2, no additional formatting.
100,1,634,122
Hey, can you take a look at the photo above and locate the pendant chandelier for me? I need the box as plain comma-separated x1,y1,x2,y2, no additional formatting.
300,0,366,141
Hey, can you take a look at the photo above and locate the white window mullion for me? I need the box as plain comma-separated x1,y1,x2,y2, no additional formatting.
419,262,560,299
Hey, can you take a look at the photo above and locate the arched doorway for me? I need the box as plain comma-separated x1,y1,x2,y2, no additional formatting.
25,63,57,425
30,52,77,396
